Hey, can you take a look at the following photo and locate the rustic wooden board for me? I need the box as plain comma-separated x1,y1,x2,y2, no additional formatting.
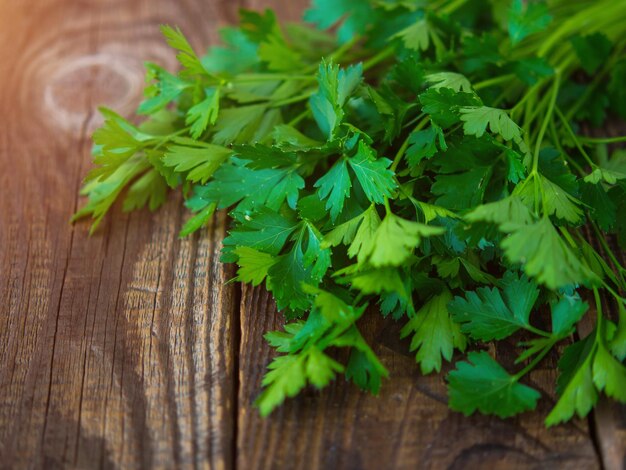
237,286,601,470
0,1,242,468
583,217,626,470
0,0,623,469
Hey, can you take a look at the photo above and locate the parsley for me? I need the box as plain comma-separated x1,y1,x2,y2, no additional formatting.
76,0,626,424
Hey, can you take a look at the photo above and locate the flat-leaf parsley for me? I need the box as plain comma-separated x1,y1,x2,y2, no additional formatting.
75,0,626,424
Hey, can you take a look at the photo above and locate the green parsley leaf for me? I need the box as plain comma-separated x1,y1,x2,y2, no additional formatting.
179,203,216,237
160,25,211,77
256,354,309,416
395,18,436,52
78,0,626,424
334,326,389,393
401,290,467,374
162,143,232,184
464,196,533,226
419,87,481,128
448,351,541,418
546,336,597,426
201,157,304,212
365,213,445,267
508,0,552,45
610,303,626,361
501,218,598,290
234,246,277,286
222,208,298,261
267,223,331,312
406,124,447,166
459,106,521,141
348,205,382,263
315,159,352,221
186,88,220,138
571,33,613,75
449,272,539,341
304,0,374,43
425,72,472,93
551,296,588,337
310,61,363,139
348,141,396,204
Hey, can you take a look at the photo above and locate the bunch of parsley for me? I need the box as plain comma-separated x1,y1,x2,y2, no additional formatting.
75,0,626,425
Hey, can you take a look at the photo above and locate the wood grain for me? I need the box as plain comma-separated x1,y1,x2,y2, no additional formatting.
588,249,626,470
237,287,600,470
0,0,242,468
0,0,622,469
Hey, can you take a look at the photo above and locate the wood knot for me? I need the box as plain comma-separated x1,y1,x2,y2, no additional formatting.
43,53,145,132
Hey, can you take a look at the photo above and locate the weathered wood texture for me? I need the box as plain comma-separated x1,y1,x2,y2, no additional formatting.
0,1,243,468
238,287,600,470
582,189,626,470
0,1,623,469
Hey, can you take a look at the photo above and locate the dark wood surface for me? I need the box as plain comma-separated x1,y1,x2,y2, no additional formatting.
0,1,623,469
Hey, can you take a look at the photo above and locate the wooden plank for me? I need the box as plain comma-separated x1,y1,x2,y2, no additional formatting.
0,1,243,468
589,243,626,470
233,4,597,466
581,123,626,470
232,5,621,469
237,286,601,469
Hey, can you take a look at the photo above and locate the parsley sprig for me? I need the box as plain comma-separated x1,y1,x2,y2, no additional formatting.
76,0,626,424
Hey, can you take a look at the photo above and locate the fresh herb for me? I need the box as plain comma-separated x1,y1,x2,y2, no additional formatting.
75,0,626,425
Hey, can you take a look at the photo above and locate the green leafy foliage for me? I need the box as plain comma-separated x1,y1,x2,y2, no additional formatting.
508,0,552,45
571,33,613,74
406,124,447,166
401,290,467,374
304,0,375,43
348,141,396,203
310,60,363,139
448,351,541,418
315,159,352,221
501,218,598,289
459,106,521,141
75,0,626,424
364,213,444,267
449,272,539,341
395,18,438,52
255,287,386,415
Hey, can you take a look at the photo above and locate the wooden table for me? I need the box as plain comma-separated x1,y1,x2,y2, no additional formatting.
1,1,624,468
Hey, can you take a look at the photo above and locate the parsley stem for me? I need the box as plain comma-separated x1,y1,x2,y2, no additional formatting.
578,135,626,145
532,73,561,174
441,0,468,15
590,223,626,285
403,112,426,130
473,74,516,91
271,90,315,107
153,128,190,151
524,88,551,136
383,197,392,215
558,226,578,250
603,282,626,305
287,109,311,128
525,325,554,339
512,341,554,382
538,1,615,58
593,288,604,343
327,35,360,64
511,81,542,120
391,117,430,172
362,46,395,72
233,74,315,83
554,107,596,169
549,119,585,176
